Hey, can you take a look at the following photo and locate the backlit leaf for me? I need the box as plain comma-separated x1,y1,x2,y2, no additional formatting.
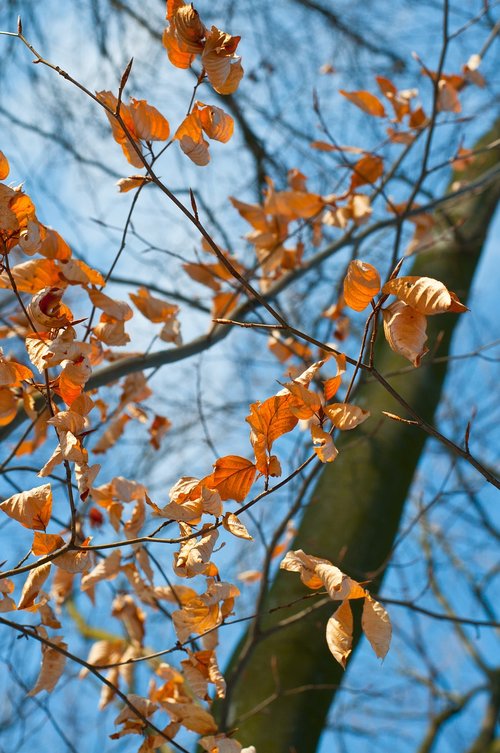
324,403,370,430
209,456,256,502
343,260,381,312
339,89,386,117
382,300,428,367
382,276,468,315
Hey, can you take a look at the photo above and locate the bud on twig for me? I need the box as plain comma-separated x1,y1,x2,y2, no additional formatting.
120,57,134,93
190,189,199,222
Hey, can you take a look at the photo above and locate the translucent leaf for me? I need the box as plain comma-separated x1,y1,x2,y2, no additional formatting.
339,90,386,117
382,300,428,367
343,259,381,312
324,403,370,430
382,275,467,315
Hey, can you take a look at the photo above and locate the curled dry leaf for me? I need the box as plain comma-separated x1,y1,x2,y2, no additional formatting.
28,635,67,696
362,594,392,659
197,102,234,143
174,528,219,578
382,300,428,367
116,175,149,193
222,512,253,540
323,353,346,400
28,287,72,329
326,600,353,669
81,549,122,591
382,275,468,315
53,543,93,574
163,700,217,735
0,483,52,530
18,563,52,610
324,403,370,430
343,259,381,312
311,425,338,463
202,26,243,95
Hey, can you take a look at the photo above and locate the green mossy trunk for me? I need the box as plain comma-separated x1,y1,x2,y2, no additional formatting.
218,121,500,752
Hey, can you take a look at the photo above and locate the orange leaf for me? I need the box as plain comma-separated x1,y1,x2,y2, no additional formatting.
209,456,256,502
129,287,179,323
350,154,384,190
339,90,386,117
0,151,9,180
32,532,65,555
162,24,196,69
0,388,18,426
58,357,92,406
0,259,61,293
129,98,170,141
323,353,346,400
202,26,243,95
246,394,298,474
196,102,234,143
173,4,205,53
149,414,172,450
343,259,381,312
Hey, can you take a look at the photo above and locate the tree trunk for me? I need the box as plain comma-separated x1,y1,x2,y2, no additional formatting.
218,120,500,752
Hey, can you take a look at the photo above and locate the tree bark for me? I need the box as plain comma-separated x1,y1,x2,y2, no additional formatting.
218,119,500,753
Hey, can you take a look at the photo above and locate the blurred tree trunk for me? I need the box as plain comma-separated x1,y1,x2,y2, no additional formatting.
217,119,500,752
